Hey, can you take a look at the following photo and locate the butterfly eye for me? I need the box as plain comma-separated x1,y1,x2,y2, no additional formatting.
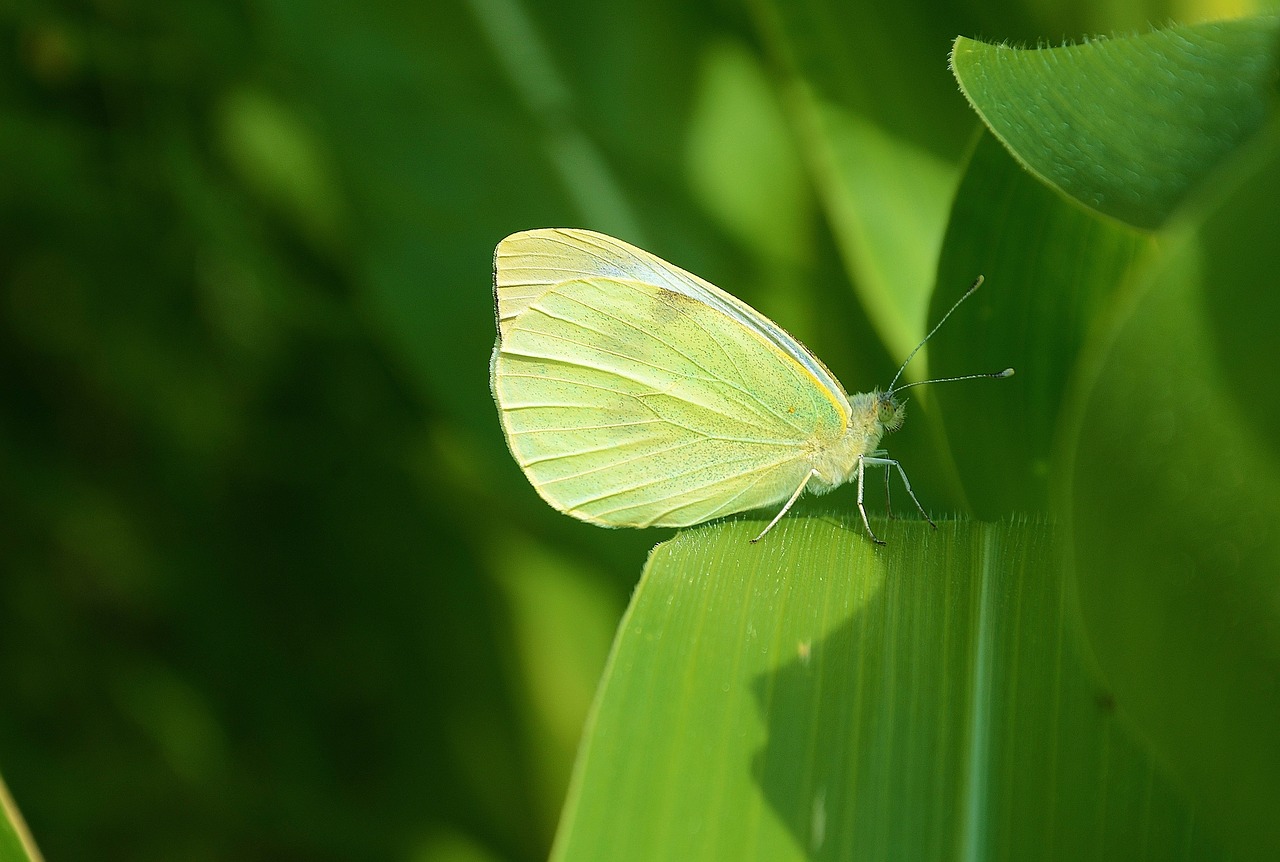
877,397,905,432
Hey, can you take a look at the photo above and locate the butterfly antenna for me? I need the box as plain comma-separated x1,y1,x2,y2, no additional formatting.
893,367,1015,393
887,275,1001,395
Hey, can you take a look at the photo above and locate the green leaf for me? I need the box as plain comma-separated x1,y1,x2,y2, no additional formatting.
684,39,813,268
931,132,1151,517
551,517,1223,861
752,0,976,365
1063,126,1280,860
0,774,41,862
951,17,1280,229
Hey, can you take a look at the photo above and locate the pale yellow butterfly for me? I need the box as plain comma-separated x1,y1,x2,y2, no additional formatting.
490,228,1012,544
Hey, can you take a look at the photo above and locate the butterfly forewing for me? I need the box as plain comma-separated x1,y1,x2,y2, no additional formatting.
494,229,707,337
494,229,851,416
493,276,847,528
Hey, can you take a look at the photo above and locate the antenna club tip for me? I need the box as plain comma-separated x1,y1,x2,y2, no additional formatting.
999,367,1015,378
974,274,985,287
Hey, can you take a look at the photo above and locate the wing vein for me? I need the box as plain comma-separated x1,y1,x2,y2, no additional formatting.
500,349,809,444
502,337,802,437
509,419,664,435
551,286,805,433
576,452,795,511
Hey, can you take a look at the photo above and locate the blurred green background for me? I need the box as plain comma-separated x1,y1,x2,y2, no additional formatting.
0,1,1272,860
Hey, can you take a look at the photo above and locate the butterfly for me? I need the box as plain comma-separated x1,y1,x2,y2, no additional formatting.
490,229,1011,544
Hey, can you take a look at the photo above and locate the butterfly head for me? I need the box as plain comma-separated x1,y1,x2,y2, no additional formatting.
874,390,906,434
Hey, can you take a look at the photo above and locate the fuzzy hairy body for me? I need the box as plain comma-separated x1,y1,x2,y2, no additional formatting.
806,391,900,495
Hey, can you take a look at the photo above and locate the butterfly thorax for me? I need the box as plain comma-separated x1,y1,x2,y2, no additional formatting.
807,389,905,493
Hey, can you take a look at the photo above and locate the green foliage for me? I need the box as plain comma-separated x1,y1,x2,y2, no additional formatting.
2,1,1278,861
553,518,1223,861
952,18,1280,228
1066,129,1280,857
552,12,1280,862
933,134,1151,515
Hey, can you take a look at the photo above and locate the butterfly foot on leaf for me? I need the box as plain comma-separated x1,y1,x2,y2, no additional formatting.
862,521,886,546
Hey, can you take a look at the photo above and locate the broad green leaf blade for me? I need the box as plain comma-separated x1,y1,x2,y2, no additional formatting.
951,17,1280,229
751,0,975,365
0,774,41,862
552,517,1223,861
931,132,1151,517
684,39,813,268
1063,128,1280,860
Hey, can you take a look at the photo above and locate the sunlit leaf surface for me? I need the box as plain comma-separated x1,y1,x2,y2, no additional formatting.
952,17,1280,228
553,517,1222,861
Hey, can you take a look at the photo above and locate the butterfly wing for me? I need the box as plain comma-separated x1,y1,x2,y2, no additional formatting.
492,276,847,528
494,228,852,417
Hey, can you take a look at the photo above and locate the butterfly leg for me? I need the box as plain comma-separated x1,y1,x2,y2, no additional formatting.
751,469,817,544
855,457,886,545
867,447,894,519
863,456,937,531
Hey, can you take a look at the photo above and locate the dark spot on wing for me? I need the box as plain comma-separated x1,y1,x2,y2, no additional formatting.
650,285,695,327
